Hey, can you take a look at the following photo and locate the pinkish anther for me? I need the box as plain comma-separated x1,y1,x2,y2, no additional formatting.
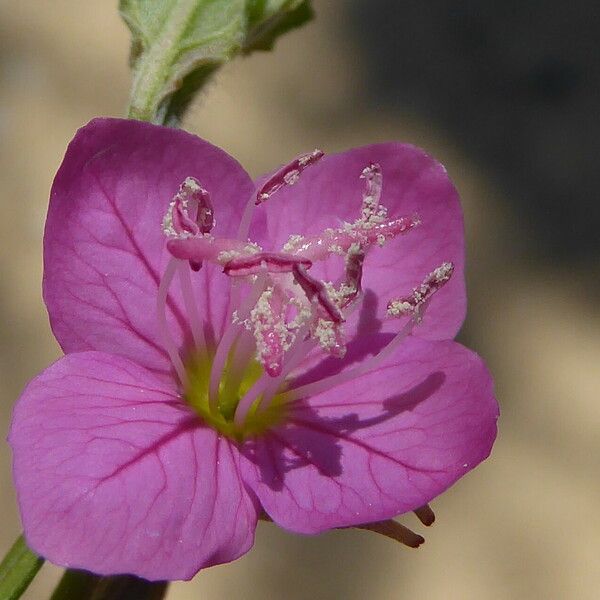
195,186,214,234
163,177,215,271
163,177,212,236
285,215,420,262
292,264,344,324
249,286,290,377
360,162,383,220
172,201,199,237
387,262,454,320
167,236,258,265
338,245,365,309
224,252,312,277
255,149,324,204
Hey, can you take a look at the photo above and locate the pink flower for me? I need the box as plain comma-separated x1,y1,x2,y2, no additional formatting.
8,118,498,581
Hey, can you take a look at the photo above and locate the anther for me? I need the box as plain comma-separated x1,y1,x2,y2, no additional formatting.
387,262,454,320
255,149,324,204
289,215,420,262
172,200,199,237
292,264,344,323
166,235,253,266
224,252,312,277
250,286,290,377
194,183,214,234
338,243,365,309
163,177,215,271
163,178,207,236
360,162,383,222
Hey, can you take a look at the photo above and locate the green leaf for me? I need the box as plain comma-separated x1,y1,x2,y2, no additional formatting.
244,0,313,53
120,0,313,124
0,535,44,600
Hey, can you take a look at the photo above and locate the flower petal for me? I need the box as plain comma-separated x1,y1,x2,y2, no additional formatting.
240,337,497,533
9,352,258,580
44,118,255,376
262,143,465,340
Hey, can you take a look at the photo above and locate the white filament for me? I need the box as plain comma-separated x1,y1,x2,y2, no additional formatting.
156,258,186,384
177,261,206,351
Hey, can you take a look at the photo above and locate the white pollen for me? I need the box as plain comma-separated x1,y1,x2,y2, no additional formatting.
183,177,201,191
244,242,262,254
347,242,361,256
283,234,304,252
387,300,413,316
217,250,241,263
283,170,300,185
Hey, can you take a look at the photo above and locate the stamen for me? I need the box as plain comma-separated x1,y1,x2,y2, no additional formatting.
256,324,312,415
414,504,436,526
289,215,420,262
193,182,214,234
162,178,219,271
156,258,186,383
167,235,251,264
237,149,324,242
220,330,256,401
236,323,311,424
249,286,290,377
338,243,365,309
355,520,425,548
177,260,206,351
172,200,199,237
162,177,212,237
208,274,267,413
311,318,346,358
224,252,312,277
292,264,344,323
233,373,270,427
285,316,417,402
255,149,324,205
285,260,454,401
387,262,454,321
237,189,260,244
189,181,214,272
359,162,383,222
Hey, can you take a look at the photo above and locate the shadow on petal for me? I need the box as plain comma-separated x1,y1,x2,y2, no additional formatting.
240,371,444,492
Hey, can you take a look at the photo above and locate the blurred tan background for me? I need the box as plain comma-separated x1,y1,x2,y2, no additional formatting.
0,2,598,599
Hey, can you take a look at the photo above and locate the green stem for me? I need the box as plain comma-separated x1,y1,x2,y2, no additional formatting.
126,0,199,123
50,570,168,600
0,535,44,600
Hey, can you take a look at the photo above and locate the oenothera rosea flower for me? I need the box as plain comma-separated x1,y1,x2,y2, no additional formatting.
9,118,498,580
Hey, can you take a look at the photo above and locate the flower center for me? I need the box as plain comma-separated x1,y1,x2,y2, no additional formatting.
182,349,287,441
156,153,454,439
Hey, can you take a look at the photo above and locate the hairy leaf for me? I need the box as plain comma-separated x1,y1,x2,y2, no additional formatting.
120,0,313,123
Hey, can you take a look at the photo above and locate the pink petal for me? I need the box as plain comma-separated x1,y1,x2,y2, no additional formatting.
240,337,498,533
44,118,256,376
261,143,465,341
9,352,257,580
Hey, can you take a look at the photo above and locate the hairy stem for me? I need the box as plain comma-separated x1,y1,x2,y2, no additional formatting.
126,1,199,123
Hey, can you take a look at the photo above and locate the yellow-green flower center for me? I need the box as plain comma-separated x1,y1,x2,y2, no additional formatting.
183,351,287,441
